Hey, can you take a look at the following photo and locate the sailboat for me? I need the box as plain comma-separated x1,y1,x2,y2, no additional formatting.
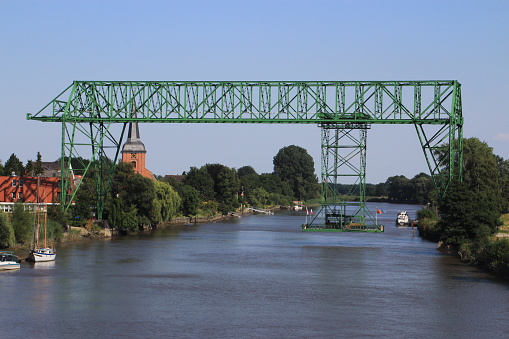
26,176,56,262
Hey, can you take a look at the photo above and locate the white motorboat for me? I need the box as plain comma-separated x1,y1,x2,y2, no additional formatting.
396,211,410,226
0,251,20,270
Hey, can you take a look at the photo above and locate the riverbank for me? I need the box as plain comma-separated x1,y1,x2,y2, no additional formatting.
58,206,276,243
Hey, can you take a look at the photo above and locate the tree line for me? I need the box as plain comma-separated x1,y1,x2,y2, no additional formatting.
0,145,321,245
0,152,44,177
332,172,434,204
0,142,444,247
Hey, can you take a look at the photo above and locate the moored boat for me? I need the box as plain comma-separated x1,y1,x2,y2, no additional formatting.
26,176,56,263
396,211,410,226
27,247,56,262
0,251,20,270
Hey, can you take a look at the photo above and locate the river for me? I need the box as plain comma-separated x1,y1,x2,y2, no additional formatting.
2,202,509,338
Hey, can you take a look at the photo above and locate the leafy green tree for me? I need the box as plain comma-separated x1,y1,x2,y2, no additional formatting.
164,175,184,191
238,166,260,201
107,198,139,232
461,138,500,192
269,193,293,206
108,197,124,230
259,173,293,198
239,173,260,202
153,180,181,222
34,152,44,176
436,138,504,246
495,155,509,213
111,162,156,223
120,205,139,232
459,138,505,214
181,185,200,218
184,166,215,201
72,177,96,222
438,180,501,246
238,166,257,177
0,211,15,248
273,145,319,200
215,166,240,213
366,184,376,197
409,173,433,204
26,152,44,176
105,162,155,229
47,205,69,229
11,202,34,245
25,160,34,177
0,161,5,176
374,182,388,197
250,187,270,207
45,218,64,243
4,153,24,176
386,175,411,202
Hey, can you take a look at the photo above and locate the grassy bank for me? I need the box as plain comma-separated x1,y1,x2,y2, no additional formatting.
498,213,509,233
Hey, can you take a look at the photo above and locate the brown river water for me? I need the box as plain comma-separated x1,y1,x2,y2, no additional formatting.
2,202,509,338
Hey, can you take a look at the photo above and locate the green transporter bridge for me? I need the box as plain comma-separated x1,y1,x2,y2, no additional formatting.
27,81,463,232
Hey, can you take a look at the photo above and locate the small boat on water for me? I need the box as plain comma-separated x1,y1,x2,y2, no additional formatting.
0,251,20,270
396,211,411,226
27,247,56,262
293,201,303,211
26,177,56,263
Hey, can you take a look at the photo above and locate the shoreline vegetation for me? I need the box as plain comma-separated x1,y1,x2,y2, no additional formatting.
418,212,509,280
6,206,270,259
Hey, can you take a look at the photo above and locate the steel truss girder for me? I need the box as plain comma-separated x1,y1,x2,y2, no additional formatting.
29,81,462,124
27,81,463,221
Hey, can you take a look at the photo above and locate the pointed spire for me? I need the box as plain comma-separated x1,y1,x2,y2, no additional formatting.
127,120,141,141
121,113,146,154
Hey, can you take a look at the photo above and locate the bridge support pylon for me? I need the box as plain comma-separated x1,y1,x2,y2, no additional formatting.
303,123,383,232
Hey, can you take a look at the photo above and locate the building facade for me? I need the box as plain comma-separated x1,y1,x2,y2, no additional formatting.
121,121,154,179
0,175,61,212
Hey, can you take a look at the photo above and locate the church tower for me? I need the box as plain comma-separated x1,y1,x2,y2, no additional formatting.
121,121,154,179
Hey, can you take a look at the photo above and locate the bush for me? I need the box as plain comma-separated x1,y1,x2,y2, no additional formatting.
0,211,15,248
458,238,509,279
417,208,436,221
417,218,441,241
64,228,83,242
11,203,34,245
481,238,509,278
416,208,440,241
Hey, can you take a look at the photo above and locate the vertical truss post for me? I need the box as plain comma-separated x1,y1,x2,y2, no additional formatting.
303,123,383,232
414,81,463,200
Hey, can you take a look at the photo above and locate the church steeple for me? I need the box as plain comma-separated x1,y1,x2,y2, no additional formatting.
121,120,153,179
121,121,146,154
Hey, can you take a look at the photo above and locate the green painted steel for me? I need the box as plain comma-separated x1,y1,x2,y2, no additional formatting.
304,124,384,231
27,81,463,223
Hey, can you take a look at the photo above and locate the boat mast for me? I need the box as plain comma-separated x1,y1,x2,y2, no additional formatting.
34,176,41,249
43,204,47,248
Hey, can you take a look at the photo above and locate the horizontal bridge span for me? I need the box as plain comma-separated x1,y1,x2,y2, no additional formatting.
27,80,462,125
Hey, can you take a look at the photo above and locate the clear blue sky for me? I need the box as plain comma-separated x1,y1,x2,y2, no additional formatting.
1,0,508,183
